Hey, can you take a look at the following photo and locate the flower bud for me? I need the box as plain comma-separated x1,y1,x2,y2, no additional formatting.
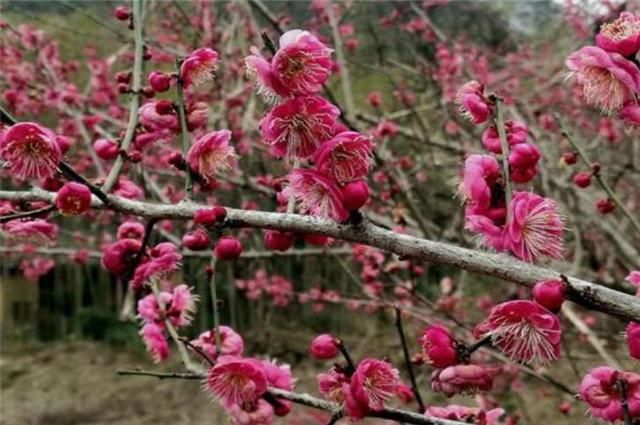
213,206,227,222
559,401,571,415
167,151,185,169
532,279,566,312
626,322,640,360
182,229,210,251
341,180,370,211
573,171,592,188
264,230,294,252
155,99,175,115
115,71,132,84
214,237,243,261
419,325,458,368
55,182,92,216
114,6,131,21
309,334,339,359
148,71,172,93
127,150,142,163
596,198,615,214
304,234,330,246
194,208,218,226
561,152,578,165
94,138,119,160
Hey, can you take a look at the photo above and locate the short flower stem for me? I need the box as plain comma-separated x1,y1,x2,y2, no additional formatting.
394,307,425,412
175,73,193,200
460,334,492,362
494,97,513,222
617,378,632,425
336,339,356,376
208,256,222,353
561,127,640,236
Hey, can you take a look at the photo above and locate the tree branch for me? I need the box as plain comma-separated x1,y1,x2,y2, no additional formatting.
2,188,640,322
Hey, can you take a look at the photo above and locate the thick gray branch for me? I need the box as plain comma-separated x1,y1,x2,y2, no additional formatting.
2,189,639,322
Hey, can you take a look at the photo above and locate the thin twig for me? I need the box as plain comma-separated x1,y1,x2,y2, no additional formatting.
493,96,512,222
175,72,194,200
561,126,640,236
0,205,55,224
394,308,425,412
208,256,222,353
103,0,145,192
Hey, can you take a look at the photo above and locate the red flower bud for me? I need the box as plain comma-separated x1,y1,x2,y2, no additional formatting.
309,334,339,359
114,6,131,21
115,71,132,84
213,206,227,222
264,230,294,252
341,180,370,211
419,325,459,368
572,171,592,188
194,208,218,226
596,198,615,214
148,71,172,93
532,279,566,312
561,152,577,165
214,237,243,261
155,99,174,115
182,229,210,251
94,139,119,160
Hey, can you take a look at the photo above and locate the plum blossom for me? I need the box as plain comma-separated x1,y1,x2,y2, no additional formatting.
259,96,339,159
20,257,55,281
245,29,333,100
55,182,92,215
180,48,219,88
481,120,528,154
419,324,459,368
431,364,495,397
313,131,373,184
140,322,169,363
186,130,237,182
2,219,58,245
191,326,245,359
456,81,492,124
101,238,142,276
0,122,61,180
504,191,564,262
286,169,348,221
350,358,400,412
425,405,505,424
475,300,561,364
579,367,640,422
566,46,640,113
206,356,268,409
131,242,182,288
596,12,640,56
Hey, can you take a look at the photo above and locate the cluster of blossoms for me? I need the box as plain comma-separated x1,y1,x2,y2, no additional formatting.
137,283,197,362
245,30,374,222
309,334,413,420
566,11,640,120
205,341,295,425
418,280,566,401
235,270,294,307
456,82,564,262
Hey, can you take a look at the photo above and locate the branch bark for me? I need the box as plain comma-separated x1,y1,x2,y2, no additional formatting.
2,188,639,322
